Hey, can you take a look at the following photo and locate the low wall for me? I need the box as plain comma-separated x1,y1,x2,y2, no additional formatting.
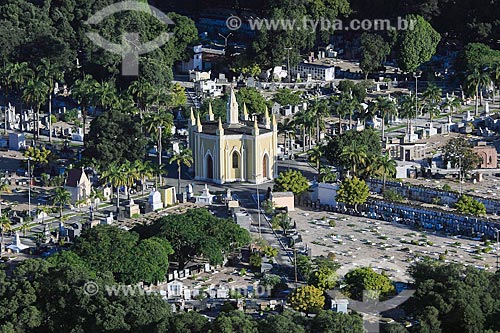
368,179,500,215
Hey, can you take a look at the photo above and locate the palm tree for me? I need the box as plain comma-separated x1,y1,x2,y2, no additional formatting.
340,142,367,177
369,96,397,142
133,160,154,196
121,160,140,199
72,74,99,139
23,79,48,140
307,145,323,176
359,154,380,180
128,80,153,117
278,118,295,156
169,148,193,194
310,98,329,142
422,84,443,124
490,62,500,108
0,214,12,256
319,167,337,183
36,205,53,224
94,80,118,110
466,69,491,116
144,111,174,182
37,59,63,143
101,162,127,212
0,182,11,216
441,96,461,116
335,93,356,135
52,187,72,218
19,221,30,237
375,154,397,191
398,95,417,128
292,111,310,152
0,63,16,135
10,62,33,91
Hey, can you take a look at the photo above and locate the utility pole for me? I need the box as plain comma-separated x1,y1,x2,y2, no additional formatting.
414,72,421,117
285,47,292,83
158,126,163,186
27,158,31,217
294,246,298,285
256,178,261,237
459,156,462,196
495,229,499,270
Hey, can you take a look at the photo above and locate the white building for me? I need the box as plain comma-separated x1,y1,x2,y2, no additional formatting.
64,168,92,204
291,62,335,81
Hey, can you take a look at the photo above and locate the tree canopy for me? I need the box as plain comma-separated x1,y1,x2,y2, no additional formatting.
84,108,148,167
72,225,173,284
134,208,251,269
395,15,441,72
273,170,310,196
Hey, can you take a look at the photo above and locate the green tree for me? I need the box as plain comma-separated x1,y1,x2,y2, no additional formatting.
442,138,482,179
418,306,442,333
360,33,391,79
441,95,462,116
422,84,442,123
343,266,395,301
236,87,269,115
273,88,302,106
72,225,172,284
84,108,147,167
288,285,325,314
274,170,310,196
133,159,154,196
23,78,48,140
271,213,292,236
259,311,306,333
336,177,370,211
52,187,71,218
72,74,99,137
398,94,418,128
200,97,228,122
308,266,338,291
36,58,63,143
340,142,367,177
169,148,193,194
249,253,262,269
368,96,397,142
455,195,486,216
395,14,440,72
210,310,258,333
376,154,397,190
307,145,323,176
466,68,491,116
136,208,251,269
310,310,365,333
101,161,127,212
23,146,51,167
325,129,382,171
0,214,12,256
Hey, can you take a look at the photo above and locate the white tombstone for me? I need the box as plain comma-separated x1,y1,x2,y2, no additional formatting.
72,127,84,142
147,189,163,211
186,184,193,200
464,110,474,122
101,212,114,225
195,184,215,205
485,102,490,116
